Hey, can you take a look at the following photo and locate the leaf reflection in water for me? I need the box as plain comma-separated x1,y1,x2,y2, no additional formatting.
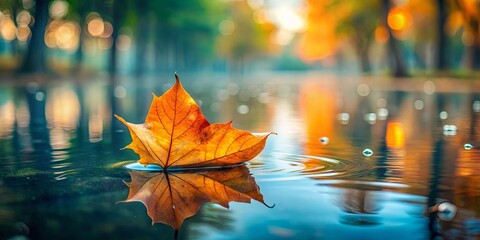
122,165,272,230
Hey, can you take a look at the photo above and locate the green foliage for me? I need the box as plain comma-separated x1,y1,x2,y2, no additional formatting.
217,1,275,68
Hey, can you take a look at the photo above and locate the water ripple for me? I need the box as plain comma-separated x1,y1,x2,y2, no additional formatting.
250,152,375,182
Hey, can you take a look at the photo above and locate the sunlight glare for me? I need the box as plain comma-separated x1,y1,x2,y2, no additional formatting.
87,18,104,37
271,7,305,32
50,0,68,19
0,16,17,42
388,9,408,31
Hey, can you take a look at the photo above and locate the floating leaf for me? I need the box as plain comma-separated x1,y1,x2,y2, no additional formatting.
115,74,273,169
123,165,269,229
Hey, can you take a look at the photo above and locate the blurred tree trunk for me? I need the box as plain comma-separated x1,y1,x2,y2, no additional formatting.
353,30,372,72
436,0,449,71
108,0,122,75
74,1,90,73
381,0,408,77
359,48,371,72
10,0,21,57
134,2,149,77
455,0,480,70
20,0,49,74
474,47,480,69
154,28,168,73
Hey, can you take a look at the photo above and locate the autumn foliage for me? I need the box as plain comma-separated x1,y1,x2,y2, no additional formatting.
123,165,267,229
115,74,273,169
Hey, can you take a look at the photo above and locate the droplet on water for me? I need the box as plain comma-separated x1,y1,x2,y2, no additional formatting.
424,81,436,95
363,113,377,124
439,111,448,120
473,101,480,112
337,113,350,125
464,143,473,150
227,83,239,95
210,103,220,112
114,85,127,99
217,89,229,101
377,108,389,120
362,148,373,157
35,91,45,101
319,137,329,145
357,84,370,97
377,98,387,108
436,202,457,221
258,92,270,103
237,105,249,114
443,125,457,136
443,125,457,131
414,100,424,110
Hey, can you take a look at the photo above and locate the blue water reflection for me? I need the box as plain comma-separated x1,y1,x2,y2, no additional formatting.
1,73,480,239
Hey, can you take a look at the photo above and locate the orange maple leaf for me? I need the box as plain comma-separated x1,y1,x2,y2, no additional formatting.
123,165,270,229
115,74,273,169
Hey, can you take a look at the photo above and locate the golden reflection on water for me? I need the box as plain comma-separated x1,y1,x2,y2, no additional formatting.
0,100,14,139
1,76,480,237
46,87,80,130
299,79,336,142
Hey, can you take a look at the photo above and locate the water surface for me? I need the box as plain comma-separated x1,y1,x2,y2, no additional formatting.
1,73,480,239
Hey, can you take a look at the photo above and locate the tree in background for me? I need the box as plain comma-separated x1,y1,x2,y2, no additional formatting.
332,0,381,72
1,0,478,75
402,0,436,70
436,0,449,71
217,0,276,75
300,0,409,76
20,0,49,73
454,0,480,69
298,0,338,65
381,0,408,77
119,0,227,74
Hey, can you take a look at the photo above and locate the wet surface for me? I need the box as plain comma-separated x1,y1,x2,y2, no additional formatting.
1,73,480,239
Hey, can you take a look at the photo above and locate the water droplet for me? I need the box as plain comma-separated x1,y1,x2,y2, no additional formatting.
443,125,457,136
436,202,457,221
443,125,457,131
464,143,473,150
414,100,424,110
377,98,387,108
114,85,126,99
377,108,389,120
424,81,436,95
363,113,377,124
319,137,329,145
439,111,448,120
35,91,45,101
258,92,270,103
357,84,370,97
337,113,350,125
237,105,249,114
210,103,220,112
217,89,229,101
362,148,373,157
172,204,176,210
473,101,480,112
227,83,239,95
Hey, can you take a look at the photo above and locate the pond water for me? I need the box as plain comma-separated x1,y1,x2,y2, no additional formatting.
1,72,480,239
